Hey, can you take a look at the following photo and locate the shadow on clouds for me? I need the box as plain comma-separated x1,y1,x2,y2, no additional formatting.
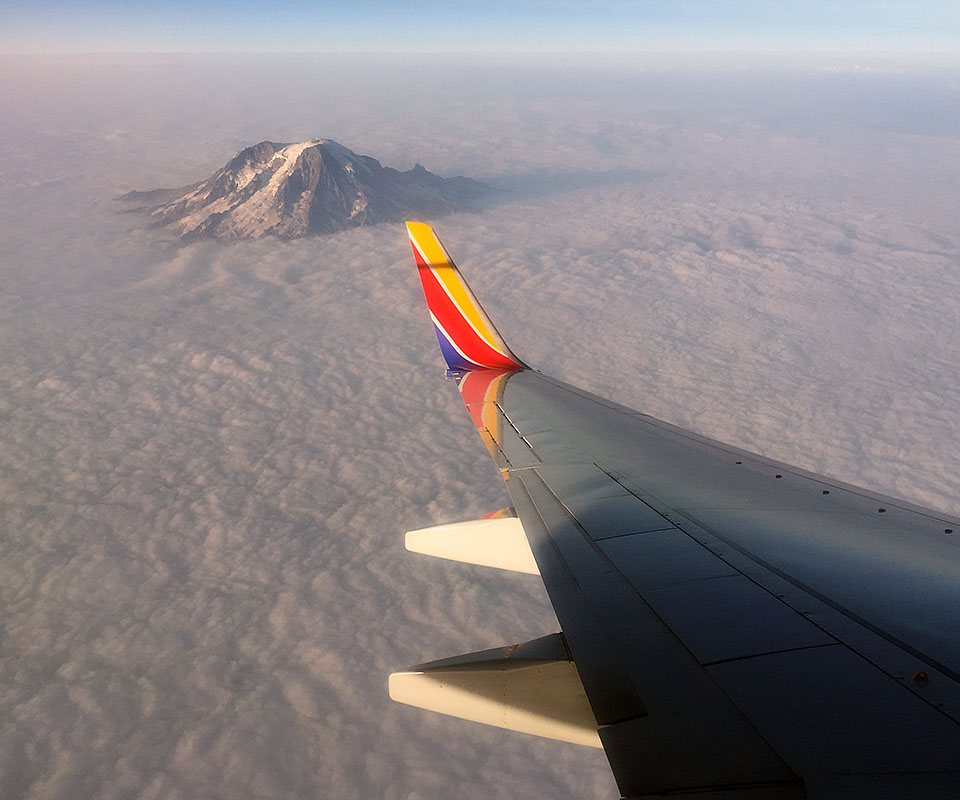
482,167,668,202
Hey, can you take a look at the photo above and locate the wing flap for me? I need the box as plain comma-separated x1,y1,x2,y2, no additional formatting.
512,466,802,795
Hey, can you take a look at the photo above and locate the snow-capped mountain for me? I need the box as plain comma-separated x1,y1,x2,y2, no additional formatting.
141,139,485,240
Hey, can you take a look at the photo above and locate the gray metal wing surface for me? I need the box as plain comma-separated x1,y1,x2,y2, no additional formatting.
395,222,960,799
486,368,960,798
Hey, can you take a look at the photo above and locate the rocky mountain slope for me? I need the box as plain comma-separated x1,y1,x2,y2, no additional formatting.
132,139,485,240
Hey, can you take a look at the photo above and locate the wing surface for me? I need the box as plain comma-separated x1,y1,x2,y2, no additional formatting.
397,223,960,799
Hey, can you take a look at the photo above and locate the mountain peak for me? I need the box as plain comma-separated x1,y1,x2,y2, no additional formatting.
143,139,484,241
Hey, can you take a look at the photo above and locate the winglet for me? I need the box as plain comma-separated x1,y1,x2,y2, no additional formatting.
407,222,525,372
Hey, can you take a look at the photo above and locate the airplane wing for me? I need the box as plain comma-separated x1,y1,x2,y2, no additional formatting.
390,222,960,799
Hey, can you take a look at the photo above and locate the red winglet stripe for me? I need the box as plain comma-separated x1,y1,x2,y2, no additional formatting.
459,370,490,428
417,262,521,369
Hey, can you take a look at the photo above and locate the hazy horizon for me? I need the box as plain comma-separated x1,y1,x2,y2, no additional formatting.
4,1,960,54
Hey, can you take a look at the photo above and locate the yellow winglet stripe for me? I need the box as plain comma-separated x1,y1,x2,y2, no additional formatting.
481,372,507,437
407,222,507,355
407,221,450,265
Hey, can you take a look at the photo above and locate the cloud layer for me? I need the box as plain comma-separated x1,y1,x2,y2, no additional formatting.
1,54,959,800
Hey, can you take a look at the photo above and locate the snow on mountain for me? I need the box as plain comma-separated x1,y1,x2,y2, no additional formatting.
144,139,485,241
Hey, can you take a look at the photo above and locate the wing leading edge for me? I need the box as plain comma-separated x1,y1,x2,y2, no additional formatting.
394,223,960,799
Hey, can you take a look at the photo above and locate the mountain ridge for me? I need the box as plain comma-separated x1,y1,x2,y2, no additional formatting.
126,139,485,241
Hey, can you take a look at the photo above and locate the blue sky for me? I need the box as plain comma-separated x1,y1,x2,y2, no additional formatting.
3,1,960,54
